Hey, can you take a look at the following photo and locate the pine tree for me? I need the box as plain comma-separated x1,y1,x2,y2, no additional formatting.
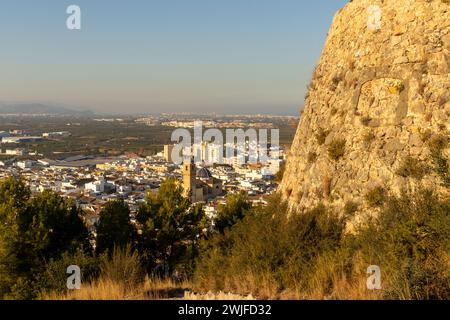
215,193,251,234
137,179,206,277
96,199,136,255
0,177,91,299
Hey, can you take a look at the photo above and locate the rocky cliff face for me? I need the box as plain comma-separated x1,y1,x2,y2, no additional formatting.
280,0,449,220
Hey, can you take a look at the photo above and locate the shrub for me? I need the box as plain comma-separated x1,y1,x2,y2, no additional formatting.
428,134,448,153
327,139,346,161
196,187,449,300
363,131,376,147
396,156,430,180
365,186,387,207
215,193,251,234
331,76,343,91
315,128,330,145
307,151,318,164
99,245,144,291
343,201,359,218
36,248,100,297
194,197,347,298
275,162,286,182
355,189,450,299
420,129,433,143
428,134,450,187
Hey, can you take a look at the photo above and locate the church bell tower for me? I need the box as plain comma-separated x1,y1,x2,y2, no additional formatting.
182,157,196,201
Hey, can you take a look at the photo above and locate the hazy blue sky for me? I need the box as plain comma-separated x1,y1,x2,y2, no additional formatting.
0,0,347,115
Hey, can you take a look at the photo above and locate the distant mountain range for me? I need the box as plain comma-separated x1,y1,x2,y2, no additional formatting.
0,103,95,116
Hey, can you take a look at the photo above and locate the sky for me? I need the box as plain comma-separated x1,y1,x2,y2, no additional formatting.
0,0,347,115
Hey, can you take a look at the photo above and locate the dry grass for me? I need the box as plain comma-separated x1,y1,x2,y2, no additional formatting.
43,278,142,300
43,276,191,300
43,276,258,300
302,255,383,300
192,262,385,300
42,272,399,300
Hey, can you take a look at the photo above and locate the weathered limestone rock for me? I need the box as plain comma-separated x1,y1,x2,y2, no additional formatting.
280,0,450,216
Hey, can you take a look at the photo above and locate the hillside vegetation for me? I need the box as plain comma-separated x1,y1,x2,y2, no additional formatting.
0,166,448,299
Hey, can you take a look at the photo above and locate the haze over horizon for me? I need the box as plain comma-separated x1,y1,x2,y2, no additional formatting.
0,0,347,115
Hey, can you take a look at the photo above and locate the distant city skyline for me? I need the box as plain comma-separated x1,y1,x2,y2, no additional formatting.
0,0,347,115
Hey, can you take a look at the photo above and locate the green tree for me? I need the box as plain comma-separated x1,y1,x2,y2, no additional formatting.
0,176,30,210
0,177,29,298
96,199,136,255
20,190,91,260
0,178,91,299
137,179,206,277
215,193,252,234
